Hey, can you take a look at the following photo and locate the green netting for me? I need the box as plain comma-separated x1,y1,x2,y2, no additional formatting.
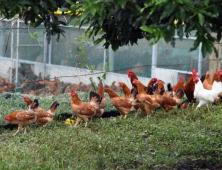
0,19,213,95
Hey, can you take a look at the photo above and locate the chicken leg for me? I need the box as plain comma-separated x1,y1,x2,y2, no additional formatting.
84,122,88,127
124,115,127,119
13,126,22,136
194,107,198,111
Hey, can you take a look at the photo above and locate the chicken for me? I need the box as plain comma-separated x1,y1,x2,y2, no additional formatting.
104,88,135,119
132,79,160,117
4,109,37,136
94,82,106,117
22,96,35,111
70,90,101,127
0,78,16,94
118,82,131,98
146,78,157,94
127,70,146,90
31,99,60,127
192,69,222,111
203,71,212,90
22,97,60,127
183,74,196,108
212,69,222,83
154,81,184,112
118,81,144,114
0,77,6,86
44,77,63,95
0,85,9,94
126,70,150,108
167,75,184,95
147,78,158,88
29,88,46,95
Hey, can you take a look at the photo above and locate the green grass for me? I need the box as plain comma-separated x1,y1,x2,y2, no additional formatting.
0,92,222,169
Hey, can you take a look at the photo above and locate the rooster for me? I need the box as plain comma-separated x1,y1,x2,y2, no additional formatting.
127,70,146,90
192,69,222,111
183,74,196,108
104,88,135,119
70,90,102,127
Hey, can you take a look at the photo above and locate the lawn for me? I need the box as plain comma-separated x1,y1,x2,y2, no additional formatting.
0,92,222,169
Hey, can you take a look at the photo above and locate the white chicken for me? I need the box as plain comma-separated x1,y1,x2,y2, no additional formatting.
192,69,222,111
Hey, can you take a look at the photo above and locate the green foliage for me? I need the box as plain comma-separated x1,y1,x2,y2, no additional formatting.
73,0,222,57
0,0,76,43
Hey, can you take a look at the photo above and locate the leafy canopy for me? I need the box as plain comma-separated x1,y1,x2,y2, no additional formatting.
0,0,222,57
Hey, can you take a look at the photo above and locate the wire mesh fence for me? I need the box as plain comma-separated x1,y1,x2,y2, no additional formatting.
0,19,217,96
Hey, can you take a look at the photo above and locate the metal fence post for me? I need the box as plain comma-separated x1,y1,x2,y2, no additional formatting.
10,20,14,82
151,43,158,78
198,42,202,76
48,36,52,65
15,19,19,86
43,34,48,79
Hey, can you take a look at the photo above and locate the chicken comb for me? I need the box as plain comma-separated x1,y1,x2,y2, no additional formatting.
118,82,123,87
179,75,184,80
50,101,60,110
22,97,31,102
192,69,198,75
216,69,221,74
153,77,157,82
70,90,74,96
167,83,172,92
127,70,133,75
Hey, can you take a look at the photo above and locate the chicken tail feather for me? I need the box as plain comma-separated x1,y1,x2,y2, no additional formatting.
89,91,102,103
167,83,172,92
50,101,60,111
31,99,39,109
147,86,154,95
